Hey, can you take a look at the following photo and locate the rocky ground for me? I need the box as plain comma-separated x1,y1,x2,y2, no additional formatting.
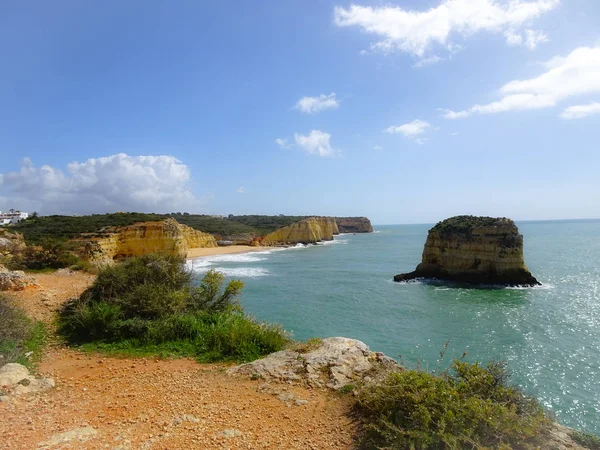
0,271,356,450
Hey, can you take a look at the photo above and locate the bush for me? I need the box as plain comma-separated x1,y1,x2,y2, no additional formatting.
571,431,600,450
0,296,46,367
58,253,288,362
355,360,548,450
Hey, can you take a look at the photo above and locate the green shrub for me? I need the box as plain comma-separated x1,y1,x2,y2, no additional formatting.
0,296,46,368
355,360,547,450
571,431,600,450
58,253,288,362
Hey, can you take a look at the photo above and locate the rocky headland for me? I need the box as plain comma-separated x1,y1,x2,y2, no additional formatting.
80,218,217,267
258,217,340,246
335,217,373,233
394,215,540,286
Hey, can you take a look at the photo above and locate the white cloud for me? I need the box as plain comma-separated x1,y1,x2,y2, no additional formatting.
294,130,340,157
413,55,444,68
0,153,205,215
442,45,600,119
373,145,383,151
385,120,431,145
333,0,558,58
505,28,548,49
560,102,600,119
386,120,431,137
275,138,290,149
236,186,246,194
294,93,339,114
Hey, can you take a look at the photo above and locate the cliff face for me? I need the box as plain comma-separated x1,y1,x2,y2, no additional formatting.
394,216,539,286
82,219,217,266
260,217,339,246
335,217,373,233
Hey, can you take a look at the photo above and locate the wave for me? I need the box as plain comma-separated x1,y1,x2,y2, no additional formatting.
187,262,270,278
321,239,348,246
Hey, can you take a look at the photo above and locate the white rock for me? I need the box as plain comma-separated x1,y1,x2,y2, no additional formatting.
228,337,399,390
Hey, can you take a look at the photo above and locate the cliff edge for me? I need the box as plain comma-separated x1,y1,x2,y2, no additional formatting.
81,218,217,266
394,216,540,286
259,217,339,246
335,217,373,233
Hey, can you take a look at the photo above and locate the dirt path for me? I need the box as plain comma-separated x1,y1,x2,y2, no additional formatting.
1,272,356,449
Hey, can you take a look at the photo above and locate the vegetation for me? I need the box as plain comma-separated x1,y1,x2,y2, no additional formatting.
571,431,600,450
58,253,288,362
5,239,91,272
0,296,46,368
431,215,510,237
227,215,310,235
355,359,548,450
12,212,318,245
168,213,259,236
13,212,166,244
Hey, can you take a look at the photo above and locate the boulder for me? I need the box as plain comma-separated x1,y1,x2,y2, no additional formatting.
228,337,398,390
0,363,55,398
0,270,37,291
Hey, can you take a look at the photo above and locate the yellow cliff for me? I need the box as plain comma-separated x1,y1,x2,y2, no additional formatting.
82,218,217,266
394,216,539,286
259,217,339,246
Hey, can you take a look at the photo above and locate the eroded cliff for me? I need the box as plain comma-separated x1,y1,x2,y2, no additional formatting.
394,216,539,286
335,217,373,233
82,218,217,266
259,217,339,246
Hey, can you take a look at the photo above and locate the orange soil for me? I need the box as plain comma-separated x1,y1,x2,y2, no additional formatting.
0,271,356,450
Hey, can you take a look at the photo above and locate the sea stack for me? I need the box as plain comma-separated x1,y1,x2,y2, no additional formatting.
394,216,540,286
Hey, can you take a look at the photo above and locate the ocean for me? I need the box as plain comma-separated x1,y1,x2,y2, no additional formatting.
187,220,600,434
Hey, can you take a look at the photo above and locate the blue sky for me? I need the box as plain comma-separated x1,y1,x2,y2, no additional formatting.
1,0,599,224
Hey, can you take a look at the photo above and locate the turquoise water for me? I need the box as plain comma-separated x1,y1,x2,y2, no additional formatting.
188,220,600,433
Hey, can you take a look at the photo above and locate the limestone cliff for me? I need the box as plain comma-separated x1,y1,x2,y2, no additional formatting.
335,217,373,233
394,216,539,286
259,217,339,246
82,219,217,266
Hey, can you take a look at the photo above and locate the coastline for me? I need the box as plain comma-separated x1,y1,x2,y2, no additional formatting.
186,245,269,259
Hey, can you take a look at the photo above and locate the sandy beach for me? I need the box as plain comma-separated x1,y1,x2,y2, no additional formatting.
186,245,269,259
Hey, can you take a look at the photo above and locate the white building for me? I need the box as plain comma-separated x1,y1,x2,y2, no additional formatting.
0,210,29,225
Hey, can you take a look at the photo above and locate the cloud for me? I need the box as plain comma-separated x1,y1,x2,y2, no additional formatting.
294,93,339,114
0,153,205,215
373,145,383,151
236,186,246,194
441,45,600,119
560,102,600,119
385,120,431,144
275,138,290,148
293,130,340,157
413,55,444,68
333,0,558,58
505,28,548,49
385,119,431,145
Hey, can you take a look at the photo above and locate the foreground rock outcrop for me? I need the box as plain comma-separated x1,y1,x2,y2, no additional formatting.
81,218,217,266
0,269,38,291
394,216,540,286
259,217,339,246
0,363,54,400
335,217,373,233
228,337,398,390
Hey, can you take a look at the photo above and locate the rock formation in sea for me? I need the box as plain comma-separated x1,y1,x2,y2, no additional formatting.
335,217,374,233
394,215,540,286
258,217,339,246
81,218,217,267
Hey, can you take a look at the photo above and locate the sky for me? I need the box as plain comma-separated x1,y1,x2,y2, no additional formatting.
0,0,599,224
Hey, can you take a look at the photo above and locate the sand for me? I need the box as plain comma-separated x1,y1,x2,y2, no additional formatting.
186,245,269,259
